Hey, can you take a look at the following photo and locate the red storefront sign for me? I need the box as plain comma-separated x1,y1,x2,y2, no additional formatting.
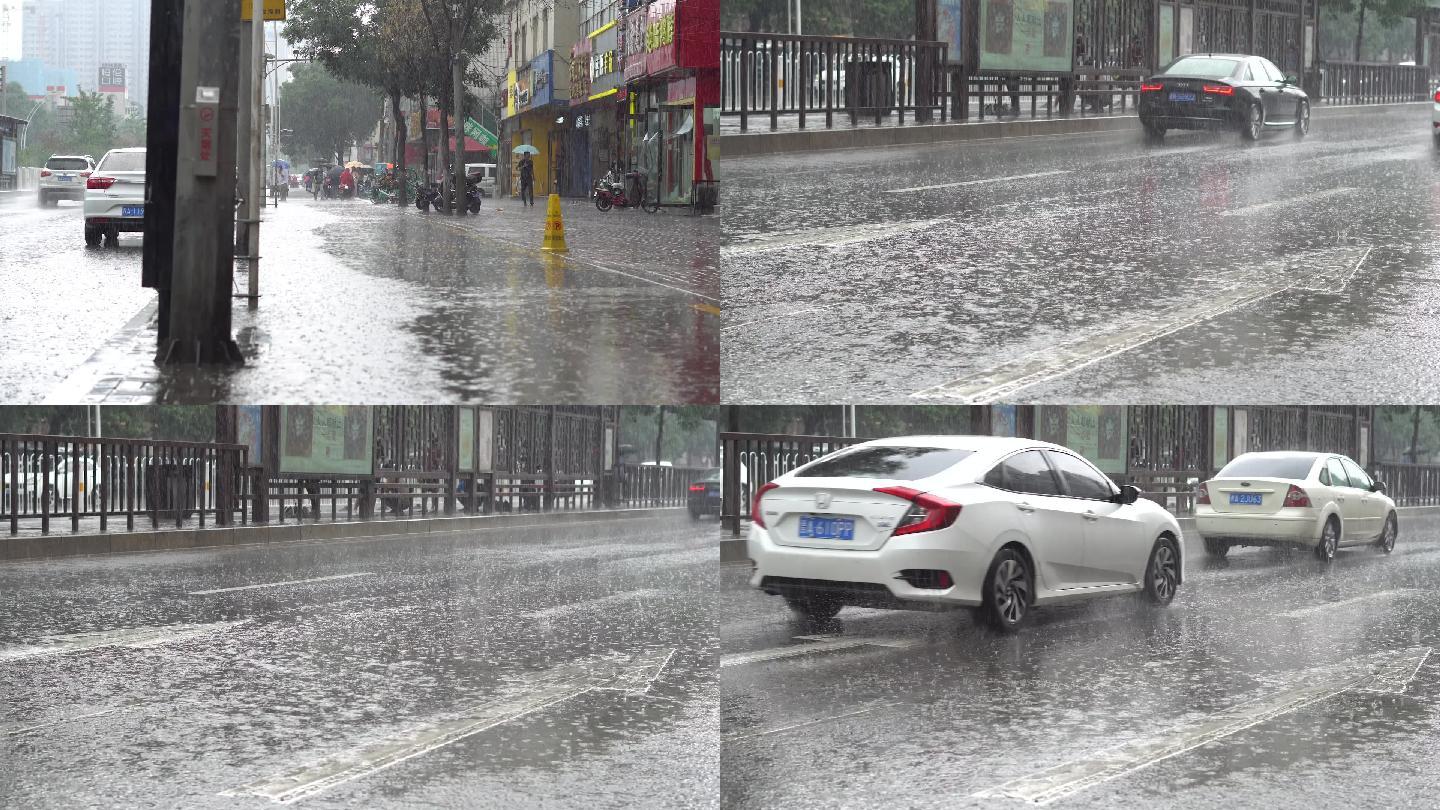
675,0,719,71
622,8,648,82
645,0,677,75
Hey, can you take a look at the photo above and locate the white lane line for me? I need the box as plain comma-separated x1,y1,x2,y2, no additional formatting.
188,572,375,596
3,705,134,736
724,703,897,742
912,244,1372,402
720,636,919,668
723,306,830,331
1218,186,1354,217
972,647,1431,805
223,649,675,804
0,620,251,662
1279,588,1420,619
723,218,948,254
523,588,669,621
884,170,1071,193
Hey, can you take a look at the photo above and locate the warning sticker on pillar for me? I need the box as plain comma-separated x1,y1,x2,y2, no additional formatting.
195,86,219,177
241,0,286,21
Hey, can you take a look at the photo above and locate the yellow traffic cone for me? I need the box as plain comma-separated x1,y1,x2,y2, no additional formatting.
541,193,569,253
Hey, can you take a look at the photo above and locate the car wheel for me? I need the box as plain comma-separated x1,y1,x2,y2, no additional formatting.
84,225,102,247
1144,536,1180,605
1294,100,1309,138
1203,536,1230,559
982,548,1032,632
104,228,119,247
1242,102,1263,141
1375,513,1397,554
1314,516,1340,562
784,594,843,620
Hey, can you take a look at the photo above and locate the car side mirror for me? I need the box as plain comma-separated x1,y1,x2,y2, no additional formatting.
1372,480,1387,494
1113,484,1141,505
1284,74,1298,85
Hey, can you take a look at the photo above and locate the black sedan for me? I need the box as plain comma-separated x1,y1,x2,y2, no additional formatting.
687,468,721,521
1139,54,1309,142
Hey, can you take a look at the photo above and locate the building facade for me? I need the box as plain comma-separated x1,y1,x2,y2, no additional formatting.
501,0,578,198
20,0,150,109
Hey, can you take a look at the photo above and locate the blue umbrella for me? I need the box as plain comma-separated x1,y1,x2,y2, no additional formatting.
512,144,539,155
272,158,290,171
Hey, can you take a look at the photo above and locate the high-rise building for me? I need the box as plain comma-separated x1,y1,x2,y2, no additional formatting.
0,1,22,61
21,0,150,109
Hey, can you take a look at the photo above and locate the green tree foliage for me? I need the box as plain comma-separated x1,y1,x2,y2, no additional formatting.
620,407,718,466
1319,0,1425,60
722,0,915,39
64,91,120,160
1375,407,1440,464
0,407,216,441
278,62,382,163
731,406,982,437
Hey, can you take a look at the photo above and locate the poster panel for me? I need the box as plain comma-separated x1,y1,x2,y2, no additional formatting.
991,405,1018,437
1158,4,1175,68
1038,406,1068,446
1233,408,1249,457
1068,406,1127,473
1213,407,1230,470
979,0,1074,72
236,405,263,467
477,409,495,471
458,407,476,472
938,0,964,65
279,406,374,475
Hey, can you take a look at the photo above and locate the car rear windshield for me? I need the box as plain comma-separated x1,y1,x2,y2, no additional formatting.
701,469,721,482
99,151,145,172
45,157,90,170
1162,57,1240,79
794,446,974,481
1217,456,1315,480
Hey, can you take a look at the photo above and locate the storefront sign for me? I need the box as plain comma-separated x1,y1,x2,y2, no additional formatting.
241,0,286,21
98,63,125,92
590,24,622,97
504,69,517,117
622,7,649,81
507,51,554,117
571,37,593,101
278,406,374,476
978,0,1074,73
646,0,677,74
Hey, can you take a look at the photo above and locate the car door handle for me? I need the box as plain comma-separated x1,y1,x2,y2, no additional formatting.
1336,497,1345,503
1083,511,1099,522
1016,502,1036,513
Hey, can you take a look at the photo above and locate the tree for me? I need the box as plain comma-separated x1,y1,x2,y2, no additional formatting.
1321,0,1424,60
66,91,119,161
278,62,382,164
722,0,915,38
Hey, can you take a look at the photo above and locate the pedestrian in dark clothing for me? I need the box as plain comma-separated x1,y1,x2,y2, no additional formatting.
518,155,535,207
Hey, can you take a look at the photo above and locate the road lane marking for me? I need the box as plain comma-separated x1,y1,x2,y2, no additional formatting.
188,572,375,596
3,705,135,736
523,588,670,621
1278,588,1420,619
222,649,675,804
884,170,1071,193
720,636,919,668
724,702,897,742
972,647,1432,805
724,218,948,253
0,620,251,662
912,244,1372,402
1217,186,1354,217
723,306,830,331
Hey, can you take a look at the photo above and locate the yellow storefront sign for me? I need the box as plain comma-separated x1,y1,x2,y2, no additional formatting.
241,0,286,21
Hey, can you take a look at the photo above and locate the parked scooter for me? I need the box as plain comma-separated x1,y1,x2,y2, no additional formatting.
593,166,659,213
414,182,443,211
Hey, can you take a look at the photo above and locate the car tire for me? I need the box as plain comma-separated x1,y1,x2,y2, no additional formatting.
981,547,1032,633
1294,100,1309,138
84,225,102,247
1375,513,1397,554
1203,537,1230,559
104,228,119,247
1242,102,1263,141
784,594,843,620
1314,516,1340,562
1144,536,1181,605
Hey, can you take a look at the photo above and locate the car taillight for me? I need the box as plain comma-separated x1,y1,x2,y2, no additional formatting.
86,176,116,190
1203,84,1235,96
1283,485,1311,508
751,482,779,528
874,486,962,536
1140,83,1163,92
1195,482,1210,505
39,169,51,177
80,171,91,177
688,484,705,492
1433,88,1440,103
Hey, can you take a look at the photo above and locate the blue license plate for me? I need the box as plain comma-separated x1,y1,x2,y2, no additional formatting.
1169,91,1196,103
58,175,73,182
799,515,855,541
122,205,144,217
1229,492,1263,505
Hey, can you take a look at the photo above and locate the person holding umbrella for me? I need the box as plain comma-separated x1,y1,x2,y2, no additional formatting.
514,144,538,207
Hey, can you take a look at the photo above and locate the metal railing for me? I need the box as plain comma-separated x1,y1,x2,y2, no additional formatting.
1316,61,1429,105
2,433,247,535
618,465,711,509
959,71,1143,121
721,32,949,131
1374,463,1440,507
721,432,866,536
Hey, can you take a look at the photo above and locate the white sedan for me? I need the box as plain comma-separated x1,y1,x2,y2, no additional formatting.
1195,451,1397,561
747,436,1184,632
83,147,146,247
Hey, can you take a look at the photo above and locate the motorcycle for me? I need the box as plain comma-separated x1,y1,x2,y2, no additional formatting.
594,170,659,213
414,182,443,211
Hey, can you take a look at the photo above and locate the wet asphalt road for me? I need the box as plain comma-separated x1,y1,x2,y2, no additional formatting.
723,104,1440,403
0,514,716,809
721,512,1440,809
0,194,719,403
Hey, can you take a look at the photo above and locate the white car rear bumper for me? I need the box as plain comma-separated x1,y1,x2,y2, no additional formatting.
1194,508,1323,545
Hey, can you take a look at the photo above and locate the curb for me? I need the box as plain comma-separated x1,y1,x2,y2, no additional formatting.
2,507,688,562
720,101,1429,158
717,504,1440,565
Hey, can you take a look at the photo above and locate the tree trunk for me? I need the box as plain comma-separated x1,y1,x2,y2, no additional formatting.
1354,0,1368,62
1410,406,1423,464
439,79,453,214
654,407,666,464
391,90,408,205
420,92,430,183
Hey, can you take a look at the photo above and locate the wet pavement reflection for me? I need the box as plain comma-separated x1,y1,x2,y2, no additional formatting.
721,514,1440,808
0,514,716,808
722,106,1440,402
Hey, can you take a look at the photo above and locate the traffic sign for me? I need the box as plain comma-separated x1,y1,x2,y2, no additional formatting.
241,0,286,21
